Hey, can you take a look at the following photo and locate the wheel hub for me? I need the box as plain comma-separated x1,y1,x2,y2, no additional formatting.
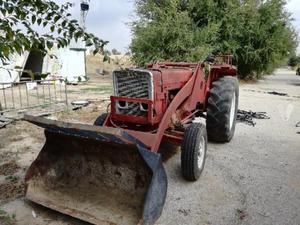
197,136,205,169
229,92,236,130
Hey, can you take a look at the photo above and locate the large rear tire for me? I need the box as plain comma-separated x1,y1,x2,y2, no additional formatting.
93,113,108,126
207,76,239,142
181,123,207,181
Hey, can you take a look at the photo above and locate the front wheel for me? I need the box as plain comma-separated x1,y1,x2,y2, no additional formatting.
181,123,207,181
93,113,108,126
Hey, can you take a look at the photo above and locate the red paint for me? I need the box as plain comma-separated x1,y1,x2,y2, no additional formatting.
104,56,237,153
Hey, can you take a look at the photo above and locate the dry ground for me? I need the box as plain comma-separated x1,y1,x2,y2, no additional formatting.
0,66,299,225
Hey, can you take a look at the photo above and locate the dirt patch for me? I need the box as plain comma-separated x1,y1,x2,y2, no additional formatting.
0,152,15,164
52,102,108,124
0,162,20,176
0,180,25,204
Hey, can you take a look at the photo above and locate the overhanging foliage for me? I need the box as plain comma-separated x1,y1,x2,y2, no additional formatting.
0,0,107,60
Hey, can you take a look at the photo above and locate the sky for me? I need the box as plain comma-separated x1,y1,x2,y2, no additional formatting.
59,0,135,53
58,0,300,53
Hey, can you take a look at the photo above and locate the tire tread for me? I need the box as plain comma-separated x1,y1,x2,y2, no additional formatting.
181,123,207,181
207,76,239,142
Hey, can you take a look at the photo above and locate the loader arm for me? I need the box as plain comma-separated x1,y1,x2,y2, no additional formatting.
150,63,204,151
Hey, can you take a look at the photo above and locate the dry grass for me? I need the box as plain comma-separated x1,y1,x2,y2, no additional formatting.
86,54,133,76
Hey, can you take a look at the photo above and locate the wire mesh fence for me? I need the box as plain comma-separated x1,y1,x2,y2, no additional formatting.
0,80,68,115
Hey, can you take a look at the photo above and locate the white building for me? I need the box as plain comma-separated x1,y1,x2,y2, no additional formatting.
0,42,87,88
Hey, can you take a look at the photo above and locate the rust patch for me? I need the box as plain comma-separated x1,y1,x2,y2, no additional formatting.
0,161,20,176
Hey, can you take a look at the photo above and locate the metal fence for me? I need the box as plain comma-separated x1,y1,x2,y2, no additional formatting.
0,80,68,114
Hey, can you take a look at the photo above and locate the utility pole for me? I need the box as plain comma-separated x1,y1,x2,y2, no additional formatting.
80,0,90,80
80,0,90,33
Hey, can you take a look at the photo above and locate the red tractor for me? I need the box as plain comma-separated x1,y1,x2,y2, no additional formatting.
24,55,238,225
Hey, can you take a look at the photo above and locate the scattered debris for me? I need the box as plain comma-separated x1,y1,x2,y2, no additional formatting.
236,209,248,220
0,161,20,176
25,105,68,117
237,110,270,126
71,100,90,110
243,89,298,98
257,211,269,218
96,68,104,75
87,98,110,103
0,116,14,129
0,181,25,203
32,210,37,219
267,91,288,96
296,121,300,134
178,209,191,216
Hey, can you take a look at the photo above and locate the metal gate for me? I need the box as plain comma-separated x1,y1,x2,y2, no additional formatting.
0,80,68,115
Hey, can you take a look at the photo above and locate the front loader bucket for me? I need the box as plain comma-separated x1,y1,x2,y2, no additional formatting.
24,115,167,225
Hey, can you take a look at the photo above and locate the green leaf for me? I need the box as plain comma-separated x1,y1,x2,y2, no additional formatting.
86,41,93,47
46,41,53,49
103,54,110,62
54,15,61,23
93,47,100,55
0,8,6,16
50,25,55,32
74,31,83,42
3,46,10,58
7,6,13,14
5,30,14,40
14,41,23,55
62,20,67,27
37,18,42,25
31,15,36,24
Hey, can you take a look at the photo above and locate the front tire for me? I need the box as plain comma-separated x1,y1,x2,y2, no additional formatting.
207,76,239,142
93,113,108,126
181,123,207,181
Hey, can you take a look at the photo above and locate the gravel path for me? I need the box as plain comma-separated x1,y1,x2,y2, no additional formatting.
158,68,300,225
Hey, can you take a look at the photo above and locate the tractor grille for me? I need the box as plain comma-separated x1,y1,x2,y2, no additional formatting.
113,70,153,117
